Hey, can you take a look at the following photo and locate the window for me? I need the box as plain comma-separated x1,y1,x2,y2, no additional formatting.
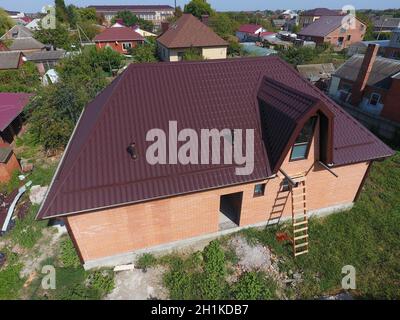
122,42,132,51
254,183,266,197
369,93,381,106
177,51,184,61
347,35,351,41
290,117,317,161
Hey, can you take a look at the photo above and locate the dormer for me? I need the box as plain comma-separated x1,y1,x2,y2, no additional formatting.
257,76,334,173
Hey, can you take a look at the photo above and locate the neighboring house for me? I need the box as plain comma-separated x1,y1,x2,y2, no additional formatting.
93,27,144,54
383,27,400,59
0,146,21,183
347,40,390,56
272,19,286,30
25,50,65,75
298,15,366,50
298,7,343,29
297,63,335,91
88,5,174,30
0,93,31,145
5,37,45,53
157,14,228,62
372,16,400,33
0,42,10,51
282,9,298,20
0,25,33,40
37,56,392,268
111,20,157,37
236,24,266,42
25,18,42,30
329,44,400,123
0,51,25,70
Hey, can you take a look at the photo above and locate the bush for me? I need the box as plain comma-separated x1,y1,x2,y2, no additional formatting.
136,253,157,269
60,238,81,268
232,271,277,300
87,269,115,294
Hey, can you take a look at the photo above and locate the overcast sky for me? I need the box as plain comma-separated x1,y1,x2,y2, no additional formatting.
1,0,399,13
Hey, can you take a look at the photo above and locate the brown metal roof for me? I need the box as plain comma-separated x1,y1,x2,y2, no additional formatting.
94,27,144,42
37,57,394,220
157,14,228,49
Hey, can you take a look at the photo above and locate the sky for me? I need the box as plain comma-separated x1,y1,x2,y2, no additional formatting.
1,0,399,13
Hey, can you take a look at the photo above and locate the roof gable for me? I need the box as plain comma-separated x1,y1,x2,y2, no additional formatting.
37,57,393,220
238,24,264,34
157,14,228,48
0,93,32,131
0,51,22,70
0,25,33,40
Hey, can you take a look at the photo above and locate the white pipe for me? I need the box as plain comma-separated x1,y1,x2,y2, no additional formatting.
1,181,31,232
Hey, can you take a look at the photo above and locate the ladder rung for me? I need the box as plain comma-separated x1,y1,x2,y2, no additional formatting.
293,220,308,227
292,194,305,198
294,242,308,249
294,250,309,256
294,234,308,241
294,226,308,233
293,211,306,216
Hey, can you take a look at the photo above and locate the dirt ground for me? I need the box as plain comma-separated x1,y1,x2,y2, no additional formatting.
105,266,168,300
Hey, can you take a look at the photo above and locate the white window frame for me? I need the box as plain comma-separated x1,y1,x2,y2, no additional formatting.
369,93,381,106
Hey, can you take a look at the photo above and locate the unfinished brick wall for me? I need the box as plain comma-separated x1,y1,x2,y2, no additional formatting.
0,153,21,182
66,118,370,262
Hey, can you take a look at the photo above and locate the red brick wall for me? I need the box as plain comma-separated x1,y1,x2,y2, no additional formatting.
324,19,366,49
381,79,400,123
95,40,142,54
0,153,21,182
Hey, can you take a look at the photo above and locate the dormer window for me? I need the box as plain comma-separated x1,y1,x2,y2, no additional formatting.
290,117,317,161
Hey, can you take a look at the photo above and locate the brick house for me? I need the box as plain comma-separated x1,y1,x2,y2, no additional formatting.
298,15,366,50
37,57,393,268
329,44,400,123
298,8,343,29
94,27,145,54
157,14,228,62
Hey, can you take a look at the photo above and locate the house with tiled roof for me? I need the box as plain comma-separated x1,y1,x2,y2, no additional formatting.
157,14,228,62
93,27,144,54
329,44,400,123
299,7,344,29
36,56,393,268
298,15,366,50
236,24,266,42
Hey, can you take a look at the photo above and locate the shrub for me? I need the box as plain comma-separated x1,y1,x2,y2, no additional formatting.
87,270,115,294
136,253,157,269
60,238,81,268
232,271,278,300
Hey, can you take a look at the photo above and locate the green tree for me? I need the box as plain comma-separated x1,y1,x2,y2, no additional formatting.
0,62,40,93
278,46,316,66
33,24,72,50
112,10,154,32
55,0,68,23
0,8,14,36
357,12,374,40
184,0,214,19
130,40,158,63
27,47,116,150
209,13,238,38
183,47,204,61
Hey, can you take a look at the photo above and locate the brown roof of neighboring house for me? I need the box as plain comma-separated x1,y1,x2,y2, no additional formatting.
0,51,23,70
301,8,343,17
334,54,400,89
298,15,360,37
297,63,335,81
94,27,144,42
157,14,228,49
36,56,393,220
25,49,65,62
0,25,33,40
7,37,45,51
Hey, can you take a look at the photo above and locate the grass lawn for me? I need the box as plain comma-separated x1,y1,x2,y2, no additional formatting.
142,151,400,300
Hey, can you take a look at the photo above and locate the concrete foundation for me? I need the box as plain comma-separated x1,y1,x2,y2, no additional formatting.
83,202,353,270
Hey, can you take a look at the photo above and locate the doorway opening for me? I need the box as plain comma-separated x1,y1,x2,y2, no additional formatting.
219,192,243,230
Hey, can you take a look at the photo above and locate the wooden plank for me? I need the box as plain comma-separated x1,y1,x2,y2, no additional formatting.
293,220,308,227
294,234,308,241
294,242,308,249
294,226,308,233
294,250,309,256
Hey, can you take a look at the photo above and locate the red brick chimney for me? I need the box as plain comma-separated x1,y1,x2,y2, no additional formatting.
201,15,209,26
350,44,379,106
161,21,170,34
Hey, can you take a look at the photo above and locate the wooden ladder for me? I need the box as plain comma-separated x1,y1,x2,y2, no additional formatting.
290,176,309,257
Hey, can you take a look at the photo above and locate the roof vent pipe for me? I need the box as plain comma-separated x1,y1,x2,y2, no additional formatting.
127,142,138,160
